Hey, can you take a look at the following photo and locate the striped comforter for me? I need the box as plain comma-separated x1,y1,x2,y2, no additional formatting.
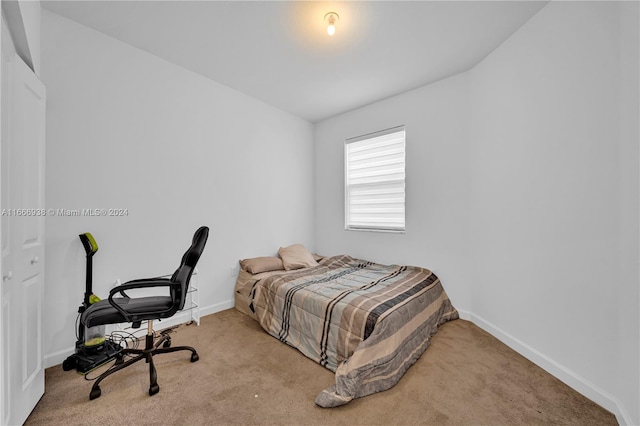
250,255,458,407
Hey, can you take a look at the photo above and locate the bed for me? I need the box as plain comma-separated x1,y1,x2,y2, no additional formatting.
234,248,458,407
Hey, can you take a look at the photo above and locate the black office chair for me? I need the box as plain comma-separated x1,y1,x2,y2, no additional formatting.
81,226,209,400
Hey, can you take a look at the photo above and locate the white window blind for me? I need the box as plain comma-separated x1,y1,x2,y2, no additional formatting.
345,126,405,232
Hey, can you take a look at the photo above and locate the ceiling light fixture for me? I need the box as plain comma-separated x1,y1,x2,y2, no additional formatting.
324,12,339,36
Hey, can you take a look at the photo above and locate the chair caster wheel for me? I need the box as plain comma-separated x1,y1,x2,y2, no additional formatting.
191,353,199,362
162,338,171,348
149,384,160,396
89,386,101,400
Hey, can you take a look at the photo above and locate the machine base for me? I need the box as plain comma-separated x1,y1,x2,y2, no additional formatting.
62,340,122,374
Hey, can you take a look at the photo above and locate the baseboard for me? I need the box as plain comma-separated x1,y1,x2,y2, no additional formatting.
44,299,235,370
199,299,235,318
457,310,633,426
44,347,77,370
152,299,234,331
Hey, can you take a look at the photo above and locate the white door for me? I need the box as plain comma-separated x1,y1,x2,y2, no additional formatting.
0,20,11,423
1,40,46,425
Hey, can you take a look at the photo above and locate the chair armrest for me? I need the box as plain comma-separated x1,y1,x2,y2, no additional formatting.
107,278,178,322
113,277,171,298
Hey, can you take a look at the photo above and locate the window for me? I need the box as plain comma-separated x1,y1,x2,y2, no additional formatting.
345,126,405,232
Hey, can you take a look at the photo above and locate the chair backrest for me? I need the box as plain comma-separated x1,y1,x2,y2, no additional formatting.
171,226,209,310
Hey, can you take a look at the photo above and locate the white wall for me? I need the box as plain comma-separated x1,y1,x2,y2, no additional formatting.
16,0,40,76
469,2,638,424
0,0,41,76
617,2,640,424
315,1,638,424
41,10,315,367
315,71,472,312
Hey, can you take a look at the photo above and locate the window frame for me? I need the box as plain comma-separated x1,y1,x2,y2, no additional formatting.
344,125,406,233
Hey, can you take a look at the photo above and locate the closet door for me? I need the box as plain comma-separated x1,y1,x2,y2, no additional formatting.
0,33,46,426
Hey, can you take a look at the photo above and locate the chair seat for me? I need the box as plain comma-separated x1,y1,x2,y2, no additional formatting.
82,296,174,328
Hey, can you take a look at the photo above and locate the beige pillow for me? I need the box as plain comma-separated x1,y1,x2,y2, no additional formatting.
278,244,319,271
239,256,284,274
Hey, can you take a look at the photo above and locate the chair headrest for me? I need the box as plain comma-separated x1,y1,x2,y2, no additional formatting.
177,226,209,273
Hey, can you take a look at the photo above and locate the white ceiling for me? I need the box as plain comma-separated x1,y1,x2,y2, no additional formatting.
42,1,548,123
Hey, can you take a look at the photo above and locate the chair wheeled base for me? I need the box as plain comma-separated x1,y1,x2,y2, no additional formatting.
90,321,199,400
79,226,208,400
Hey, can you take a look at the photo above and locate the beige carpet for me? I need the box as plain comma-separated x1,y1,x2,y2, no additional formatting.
26,309,616,425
